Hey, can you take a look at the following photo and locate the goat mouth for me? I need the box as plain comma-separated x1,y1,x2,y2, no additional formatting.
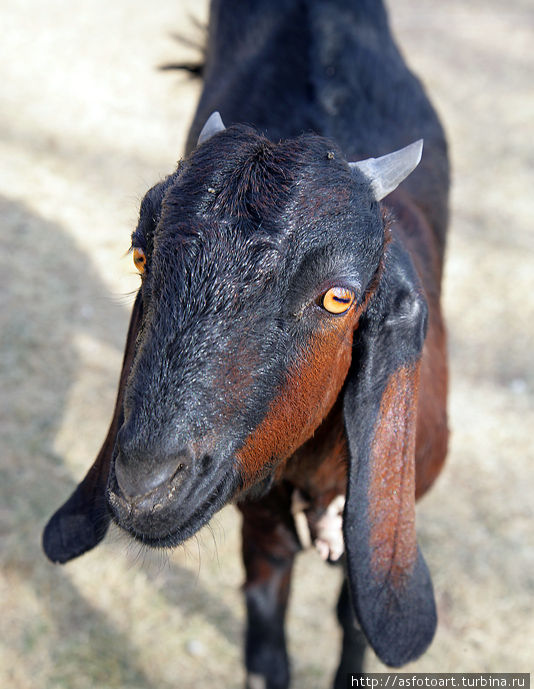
106,464,238,549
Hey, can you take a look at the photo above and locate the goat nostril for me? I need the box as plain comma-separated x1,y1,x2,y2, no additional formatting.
167,463,186,488
114,453,189,500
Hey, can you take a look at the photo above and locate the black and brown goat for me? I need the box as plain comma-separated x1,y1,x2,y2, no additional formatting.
43,0,449,684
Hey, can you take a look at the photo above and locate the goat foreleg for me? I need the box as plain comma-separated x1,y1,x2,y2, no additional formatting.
239,489,300,689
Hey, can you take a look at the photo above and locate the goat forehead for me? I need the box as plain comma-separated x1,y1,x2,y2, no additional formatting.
150,221,285,312
143,132,384,324
149,217,376,325
152,181,382,284
162,127,379,240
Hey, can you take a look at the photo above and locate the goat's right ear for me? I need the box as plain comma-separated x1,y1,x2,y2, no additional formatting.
342,239,436,666
42,292,143,564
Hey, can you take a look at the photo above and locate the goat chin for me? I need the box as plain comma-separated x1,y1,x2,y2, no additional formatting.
107,463,239,549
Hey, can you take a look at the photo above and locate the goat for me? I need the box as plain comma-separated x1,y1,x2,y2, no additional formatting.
43,0,449,684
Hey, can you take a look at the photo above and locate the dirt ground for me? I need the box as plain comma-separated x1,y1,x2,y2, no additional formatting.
1,1,533,687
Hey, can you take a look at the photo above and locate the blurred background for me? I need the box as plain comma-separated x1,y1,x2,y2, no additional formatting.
1,0,532,686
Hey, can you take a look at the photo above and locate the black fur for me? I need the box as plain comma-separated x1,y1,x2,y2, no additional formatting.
42,473,110,564
334,578,367,689
43,0,449,679
241,487,298,689
188,0,448,253
108,127,384,545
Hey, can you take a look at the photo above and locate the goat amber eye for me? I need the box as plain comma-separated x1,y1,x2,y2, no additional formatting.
133,247,146,274
322,287,355,314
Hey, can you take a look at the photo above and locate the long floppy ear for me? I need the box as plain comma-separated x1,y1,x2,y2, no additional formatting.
43,291,143,563
342,238,436,666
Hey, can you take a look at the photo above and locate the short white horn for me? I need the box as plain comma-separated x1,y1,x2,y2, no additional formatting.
197,111,226,146
349,139,423,201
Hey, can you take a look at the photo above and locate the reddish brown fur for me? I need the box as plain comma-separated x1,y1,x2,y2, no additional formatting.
282,398,349,538
239,191,447,552
368,363,420,583
236,309,359,489
415,310,448,498
234,250,384,493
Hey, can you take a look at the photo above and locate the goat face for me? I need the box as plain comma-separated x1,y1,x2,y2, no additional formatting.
43,120,436,666
106,125,385,547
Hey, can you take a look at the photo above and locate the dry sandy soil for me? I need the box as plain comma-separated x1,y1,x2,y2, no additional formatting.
1,1,533,687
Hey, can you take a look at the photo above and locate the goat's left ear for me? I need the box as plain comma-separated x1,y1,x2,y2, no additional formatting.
42,292,143,564
342,238,436,666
